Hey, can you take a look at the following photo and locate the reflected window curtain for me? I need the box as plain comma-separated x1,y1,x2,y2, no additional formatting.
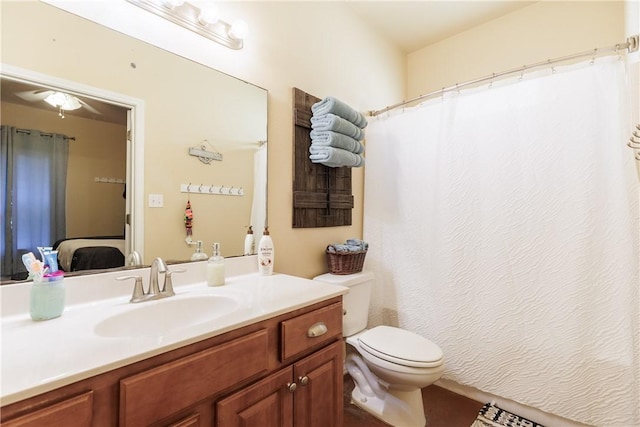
1,126,69,279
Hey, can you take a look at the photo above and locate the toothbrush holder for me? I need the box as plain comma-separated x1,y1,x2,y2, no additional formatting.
30,275,66,321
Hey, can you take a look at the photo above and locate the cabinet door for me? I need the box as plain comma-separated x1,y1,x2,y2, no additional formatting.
293,340,343,427
2,391,93,427
166,413,201,427
216,367,294,427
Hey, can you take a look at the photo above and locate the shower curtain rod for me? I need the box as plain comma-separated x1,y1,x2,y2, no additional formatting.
369,34,639,117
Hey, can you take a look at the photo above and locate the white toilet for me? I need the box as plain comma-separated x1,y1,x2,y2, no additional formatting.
314,271,444,427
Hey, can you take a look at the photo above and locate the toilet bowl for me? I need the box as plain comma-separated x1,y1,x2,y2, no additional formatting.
313,272,445,427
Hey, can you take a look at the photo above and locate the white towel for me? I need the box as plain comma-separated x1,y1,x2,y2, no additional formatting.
309,145,364,168
310,113,365,141
310,130,365,154
311,96,368,128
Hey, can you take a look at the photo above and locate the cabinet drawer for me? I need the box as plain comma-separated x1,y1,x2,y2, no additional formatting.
2,391,93,427
280,302,342,361
120,329,269,427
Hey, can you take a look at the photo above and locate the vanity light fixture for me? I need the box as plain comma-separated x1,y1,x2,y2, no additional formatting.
126,0,247,50
44,91,82,119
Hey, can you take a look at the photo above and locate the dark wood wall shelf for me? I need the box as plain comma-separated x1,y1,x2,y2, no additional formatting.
292,88,353,228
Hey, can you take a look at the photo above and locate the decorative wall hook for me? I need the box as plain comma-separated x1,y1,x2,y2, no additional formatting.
188,139,223,164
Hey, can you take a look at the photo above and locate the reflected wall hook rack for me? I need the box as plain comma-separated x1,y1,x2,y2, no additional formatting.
180,184,243,196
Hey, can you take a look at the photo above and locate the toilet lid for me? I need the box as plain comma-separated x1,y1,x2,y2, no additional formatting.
358,326,443,368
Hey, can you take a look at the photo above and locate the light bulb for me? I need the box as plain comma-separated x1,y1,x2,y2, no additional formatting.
44,92,82,110
198,6,218,25
229,19,248,40
162,0,184,9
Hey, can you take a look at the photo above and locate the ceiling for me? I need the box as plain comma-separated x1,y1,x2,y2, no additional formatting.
346,1,536,53
1,78,128,126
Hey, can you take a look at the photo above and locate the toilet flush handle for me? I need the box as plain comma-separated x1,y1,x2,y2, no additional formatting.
307,322,328,337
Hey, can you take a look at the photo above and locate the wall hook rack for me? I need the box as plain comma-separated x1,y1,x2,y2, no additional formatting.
180,183,243,196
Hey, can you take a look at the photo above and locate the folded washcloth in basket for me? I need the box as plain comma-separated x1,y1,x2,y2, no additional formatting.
327,239,369,253
309,146,364,168
310,130,365,154
346,239,369,250
311,113,365,141
311,96,368,128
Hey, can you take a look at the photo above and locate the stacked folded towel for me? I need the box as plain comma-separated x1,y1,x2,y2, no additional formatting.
310,96,367,168
312,97,368,128
310,130,364,154
309,146,364,168
327,238,369,253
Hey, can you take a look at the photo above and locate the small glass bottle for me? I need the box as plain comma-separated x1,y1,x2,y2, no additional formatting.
207,242,225,286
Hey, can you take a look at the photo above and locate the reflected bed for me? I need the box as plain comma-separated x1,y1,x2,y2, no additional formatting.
53,237,125,272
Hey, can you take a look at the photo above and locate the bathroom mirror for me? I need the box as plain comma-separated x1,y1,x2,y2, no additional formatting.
0,2,267,283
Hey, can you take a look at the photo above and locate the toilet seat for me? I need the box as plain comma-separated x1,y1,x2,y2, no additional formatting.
358,326,443,368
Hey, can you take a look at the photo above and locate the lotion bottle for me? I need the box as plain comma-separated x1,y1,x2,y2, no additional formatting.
190,240,208,261
207,242,225,286
257,226,274,275
244,226,255,256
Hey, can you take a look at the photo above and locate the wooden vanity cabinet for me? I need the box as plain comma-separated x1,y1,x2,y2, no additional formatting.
0,296,344,427
216,340,343,427
1,391,94,427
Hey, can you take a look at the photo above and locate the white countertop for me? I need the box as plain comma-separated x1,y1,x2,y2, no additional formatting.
0,261,347,406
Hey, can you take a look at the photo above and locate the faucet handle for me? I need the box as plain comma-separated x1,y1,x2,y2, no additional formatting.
162,268,186,297
116,275,145,303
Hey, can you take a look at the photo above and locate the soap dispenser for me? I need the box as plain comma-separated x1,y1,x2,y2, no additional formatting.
257,226,274,276
244,226,255,256
207,242,225,286
190,240,208,261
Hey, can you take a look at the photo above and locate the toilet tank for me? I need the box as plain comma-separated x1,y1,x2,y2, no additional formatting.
313,271,374,337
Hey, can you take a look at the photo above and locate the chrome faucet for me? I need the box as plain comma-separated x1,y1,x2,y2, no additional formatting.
148,257,167,296
116,258,185,303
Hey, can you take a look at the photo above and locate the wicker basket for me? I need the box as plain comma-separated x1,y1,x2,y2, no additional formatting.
326,247,367,275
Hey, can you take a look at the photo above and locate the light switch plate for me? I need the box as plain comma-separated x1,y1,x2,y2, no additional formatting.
148,194,163,208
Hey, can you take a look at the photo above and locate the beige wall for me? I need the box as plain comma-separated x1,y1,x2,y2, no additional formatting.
7,2,626,279
407,1,625,99
1,1,405,278
1,101,127,238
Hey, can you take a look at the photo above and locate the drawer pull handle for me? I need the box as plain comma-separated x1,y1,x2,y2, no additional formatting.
287,382,297,393
298,375,309,386
307,322,328,337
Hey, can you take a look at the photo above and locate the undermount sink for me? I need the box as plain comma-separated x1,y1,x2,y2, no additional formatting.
94,295,239,338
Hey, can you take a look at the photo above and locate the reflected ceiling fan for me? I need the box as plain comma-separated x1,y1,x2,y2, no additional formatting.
15,89,102,118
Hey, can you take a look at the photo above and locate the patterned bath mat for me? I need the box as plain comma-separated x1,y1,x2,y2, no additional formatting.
471,402,545,427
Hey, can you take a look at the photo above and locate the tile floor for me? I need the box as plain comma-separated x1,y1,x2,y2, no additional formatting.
343,377,484,427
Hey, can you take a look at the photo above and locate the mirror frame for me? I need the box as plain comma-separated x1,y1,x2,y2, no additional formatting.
1,63,146,262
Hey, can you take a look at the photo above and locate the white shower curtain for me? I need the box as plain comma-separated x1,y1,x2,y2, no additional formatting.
363,57,639,426
250,143,267,236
